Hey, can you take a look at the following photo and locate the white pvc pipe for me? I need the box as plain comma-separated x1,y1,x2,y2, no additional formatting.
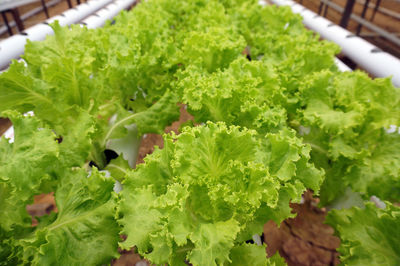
271,0,400,88
82,0,136,29
3,126,14,143
0,0,62,36
0,0,114,70
334,58,351,72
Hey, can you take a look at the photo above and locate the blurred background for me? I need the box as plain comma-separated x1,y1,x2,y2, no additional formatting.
0,0,86,39
294,0,399,59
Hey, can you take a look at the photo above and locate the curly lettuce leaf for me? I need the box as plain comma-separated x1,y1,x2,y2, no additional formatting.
298,70,400,204
1,19,180,168
345,132,400,201
16,168,119,265
227,3,340,99
111,2,180,102
119,122,322,265
57,108,97,167
178,57,287,133
22,21,141,109
0,112,59,231
103,91,179,142
326,202,400,265
180,27,246,73
0,62,60,122
229,243,286,266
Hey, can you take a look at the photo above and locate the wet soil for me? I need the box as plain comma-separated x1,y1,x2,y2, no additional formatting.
0,118,11,136
264,192,340,266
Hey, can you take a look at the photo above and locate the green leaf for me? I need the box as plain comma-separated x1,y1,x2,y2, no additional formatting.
346,132,400,201
19,168,119,266
326,202,400,266
228,243,286,266
229,243,268,266
188,219,241,266
0,62,57,118
119,122,321,265
119,186,163,252
178,57,287,134
181,27,246,73
298,70,400,204
106,124,141,169
105,156,131,181
57,108,96,167
0,111,59,230
103,90,179,142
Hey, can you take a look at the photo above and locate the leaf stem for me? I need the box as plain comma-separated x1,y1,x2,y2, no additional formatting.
304,142,328,155
102,113,139,146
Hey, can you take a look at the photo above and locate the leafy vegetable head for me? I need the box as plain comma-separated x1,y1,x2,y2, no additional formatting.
177,57,287,134
297,70,400,204
118,122,323,265
180,27,246,73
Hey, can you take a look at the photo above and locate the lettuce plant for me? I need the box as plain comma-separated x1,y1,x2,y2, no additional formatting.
295,70,400,205
118,122,323,265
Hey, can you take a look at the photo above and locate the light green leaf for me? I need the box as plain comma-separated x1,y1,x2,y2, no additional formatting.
19,168,119,266
326,202,400,266
0,111,58,230
105,156,131,181
103,90,179,142
119,122,321,265
229,243,286,266
188,219,241,266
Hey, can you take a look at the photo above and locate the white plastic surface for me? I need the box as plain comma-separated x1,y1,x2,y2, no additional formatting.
0,0,39,12
3,126,14,143
334,58,351,72
82,0,136,29
271,0,400,87
0,0,114,69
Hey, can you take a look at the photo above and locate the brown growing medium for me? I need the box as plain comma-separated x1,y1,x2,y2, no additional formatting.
264,192,341,266
27,192,57,227
0,118,11,136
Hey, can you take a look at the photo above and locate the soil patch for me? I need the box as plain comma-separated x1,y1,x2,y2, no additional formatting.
0,118,11,136
264,192,340,266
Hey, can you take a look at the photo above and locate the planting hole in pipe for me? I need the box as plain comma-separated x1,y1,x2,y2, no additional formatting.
371,48,383,53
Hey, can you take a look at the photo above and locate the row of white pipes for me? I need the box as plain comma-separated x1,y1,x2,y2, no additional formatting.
81,0,135,29
270,0,400,88
0,0,136,70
